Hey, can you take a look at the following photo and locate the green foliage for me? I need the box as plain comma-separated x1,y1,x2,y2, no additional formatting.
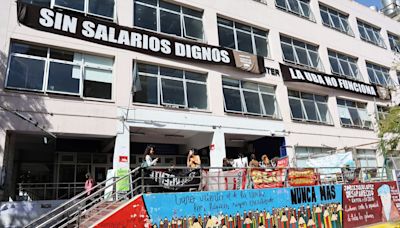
378,106,400,156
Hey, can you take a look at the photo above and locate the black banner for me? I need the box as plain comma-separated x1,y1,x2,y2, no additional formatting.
16,2,265,74
280,63,390,99
147,169,200,192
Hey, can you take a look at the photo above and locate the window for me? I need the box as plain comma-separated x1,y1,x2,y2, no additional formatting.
337,99,371,129
288,90,332,124
377,105,389,121
275,0,315,21
217,18,269,57
356,149,377,168
6,42,113,100
133,63,208,110
366,62,393,87
328,50,361,81
53,0,115,19
357,21,386,48
133,0,204,40
320,5,353,36
280,36,323,70
388,33,400,53
222,77,280,118
295,147,331,167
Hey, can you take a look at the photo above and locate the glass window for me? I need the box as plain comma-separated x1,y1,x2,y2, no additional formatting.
366,62,392,87
357,21,386,48
337,98,371,129
288,90,332,124
54,0,114,19
222,77,280,118
319,5,353,36
377,105,389,120
133,63,208,110
356,149,377,168
217,17,269,57
295,147,331,167
280,36,323,70
388,33,400,53
6,42,114,99
275,0,315,21
328,50,361,81
133,0,204,40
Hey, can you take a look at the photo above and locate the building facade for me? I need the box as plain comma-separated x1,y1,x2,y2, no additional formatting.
0,0,399,200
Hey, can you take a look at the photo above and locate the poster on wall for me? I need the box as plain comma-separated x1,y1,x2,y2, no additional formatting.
250,169,284,189
343,181,400,227
288,168,318,187
142,185,343,227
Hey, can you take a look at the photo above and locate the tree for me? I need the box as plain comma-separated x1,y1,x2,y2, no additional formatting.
378,106,400,158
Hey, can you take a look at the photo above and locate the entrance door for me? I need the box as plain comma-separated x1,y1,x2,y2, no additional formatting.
93,166,110,183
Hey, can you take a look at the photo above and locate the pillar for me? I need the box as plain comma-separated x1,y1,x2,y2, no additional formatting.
209,128,226,168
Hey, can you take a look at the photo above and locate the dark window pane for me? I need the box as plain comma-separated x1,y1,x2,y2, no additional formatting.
138,63,158,74
288,0,300,14
295,47,309,66
339,59,351,76
289,98,303,119
187,83,207,109
276,0,286,8
185,72,206,82
223,88,242,112
89,0,114,18
320,10,330,25
303,100,318,121
160,67,183,78
218,26,235,49
222,78,240,87
255,36,268,57
349,108,361,126
262,94,276,116
50,49,74,61
184,17,203,39
160,0,180,12
282,43,295,62
134,3,157,31
55,0,84,11
47,62,80,94
237,31,253,53
160,10,181,36
299,1,310,17
317,103,329,122
133,75,158,104
7,56,45,90
243,91,261,114
182,7,203,18
161,79,184,105
236,23,251,32
329,57,340,74
330,14,341,30
136,0,156,6
217,17,233,27
11,43,47,57
83,80,112,99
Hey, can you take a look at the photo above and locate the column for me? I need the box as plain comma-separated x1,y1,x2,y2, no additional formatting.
209,128,226,168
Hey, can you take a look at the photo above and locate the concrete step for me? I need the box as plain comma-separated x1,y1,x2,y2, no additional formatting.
78,201,125,228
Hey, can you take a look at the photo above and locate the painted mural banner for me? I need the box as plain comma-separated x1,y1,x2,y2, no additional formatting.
202,169,247,191
343,181,400,227
143,185,343,227
250,169,284,189
288,168,318,187
147,169,201,192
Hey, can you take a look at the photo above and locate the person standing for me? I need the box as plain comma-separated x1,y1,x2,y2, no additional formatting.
142,145,158,193
187,148,201,169
84,173,95,207
249,154,259,167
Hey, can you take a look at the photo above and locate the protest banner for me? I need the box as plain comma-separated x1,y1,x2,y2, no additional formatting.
288,168,318,187
250,169,284,189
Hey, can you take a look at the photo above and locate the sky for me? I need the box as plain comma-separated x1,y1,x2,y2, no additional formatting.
355,0,382,8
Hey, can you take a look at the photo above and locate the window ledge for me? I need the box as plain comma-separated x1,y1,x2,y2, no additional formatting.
225,111,282,121
292,118,334,126
360,39,387,50
283,61,324,74
341,124,374,131
275,5,316,23
322,24,355,38
132,102,211,114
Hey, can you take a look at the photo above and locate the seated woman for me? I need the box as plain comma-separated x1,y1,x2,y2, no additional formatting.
187,148,201,169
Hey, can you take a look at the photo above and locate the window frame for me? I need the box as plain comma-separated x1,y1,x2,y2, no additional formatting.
288,90,333,125
217,17,269,57
133,63,209,110
319,4,354,36
295,146,332,167
366,62,393,87
51,0,116,21
133,0,204,41
356,149,377,168
357,20,386,48
376,105,389,121
222,77,281,119
388,33,400,53
328,50,362,81
337,98,371,129
275,0,315,21
5,42,114,101
280,36,324,71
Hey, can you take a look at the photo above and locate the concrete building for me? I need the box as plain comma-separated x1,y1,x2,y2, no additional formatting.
0,0,399,201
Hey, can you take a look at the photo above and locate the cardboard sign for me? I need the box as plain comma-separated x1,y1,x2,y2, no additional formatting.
343,181,400,227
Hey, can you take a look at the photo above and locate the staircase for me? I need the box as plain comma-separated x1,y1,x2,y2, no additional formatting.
24,167,142,228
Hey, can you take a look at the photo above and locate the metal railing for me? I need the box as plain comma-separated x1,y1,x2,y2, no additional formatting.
17,182,85,200
24,165,392,227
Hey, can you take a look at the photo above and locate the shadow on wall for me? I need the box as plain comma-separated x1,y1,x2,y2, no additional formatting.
0,50,53,205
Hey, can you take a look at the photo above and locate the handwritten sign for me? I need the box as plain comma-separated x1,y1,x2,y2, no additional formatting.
143,185,342,223
343,181,400,227
288,168,318,186
250,169,284,188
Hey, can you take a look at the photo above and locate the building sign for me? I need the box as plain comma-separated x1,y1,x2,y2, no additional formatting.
142,185,342,227
343,181,400,227
280,63,390,99
17,2,266,74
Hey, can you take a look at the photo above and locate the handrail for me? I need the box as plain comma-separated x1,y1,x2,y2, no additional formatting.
24,166,141,228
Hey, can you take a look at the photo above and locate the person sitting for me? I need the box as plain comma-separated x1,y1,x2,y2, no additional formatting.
223,158,232,170
187,148,201,169
249,154,259,167
260,155,271,168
